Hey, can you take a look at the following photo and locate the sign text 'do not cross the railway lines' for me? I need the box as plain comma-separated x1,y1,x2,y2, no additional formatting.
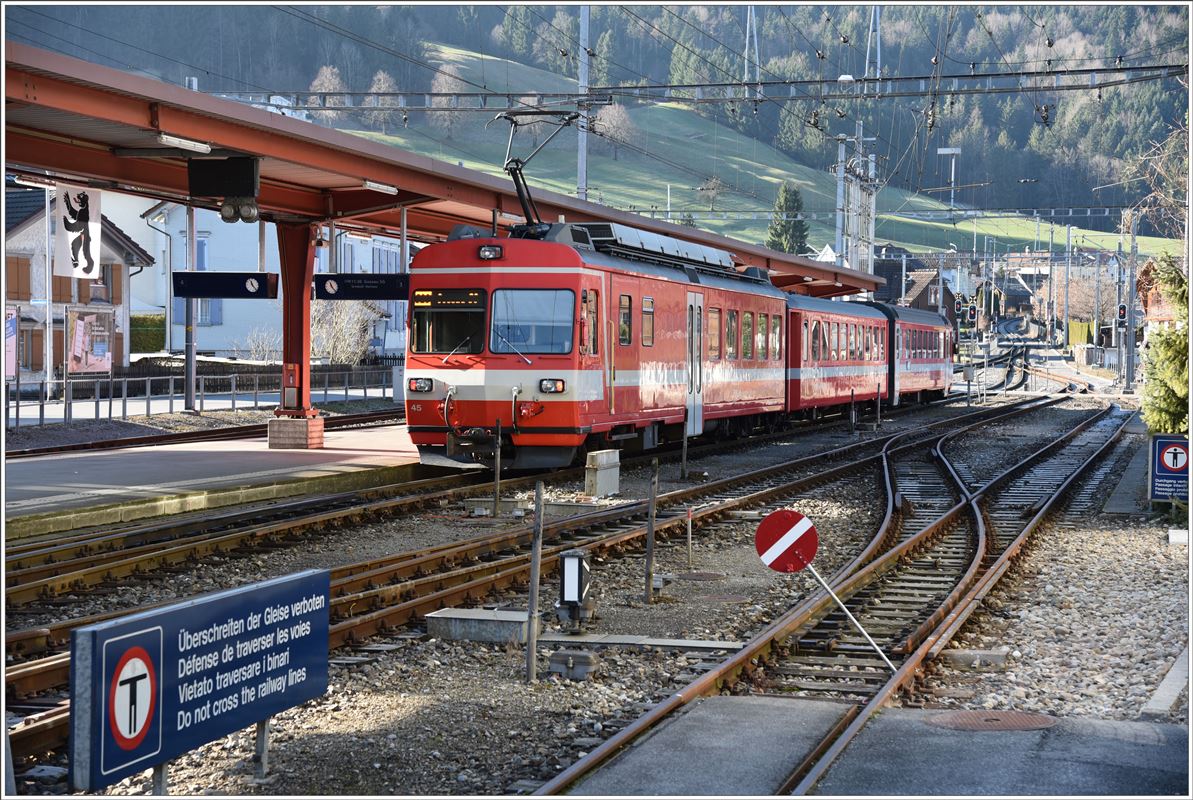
70,570,330,792
755,509,819,573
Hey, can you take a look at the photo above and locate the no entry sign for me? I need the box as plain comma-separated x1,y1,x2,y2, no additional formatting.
755,509,819,573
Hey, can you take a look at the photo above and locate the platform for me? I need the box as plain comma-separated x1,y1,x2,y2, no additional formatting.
572,696,1188,796
3,424,424,537
1102,416,1152,515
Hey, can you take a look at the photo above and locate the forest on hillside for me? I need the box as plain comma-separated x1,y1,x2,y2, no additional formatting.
7,5,1187,234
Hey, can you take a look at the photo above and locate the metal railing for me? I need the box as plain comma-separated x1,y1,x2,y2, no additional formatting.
4,368,396,429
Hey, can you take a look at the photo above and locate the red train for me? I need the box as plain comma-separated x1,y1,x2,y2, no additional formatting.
404,222,952,469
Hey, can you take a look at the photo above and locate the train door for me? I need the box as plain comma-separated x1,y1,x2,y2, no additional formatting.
686,291,704,436
891,323,902,406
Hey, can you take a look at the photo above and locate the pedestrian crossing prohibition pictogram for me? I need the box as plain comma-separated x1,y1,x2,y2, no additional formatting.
108,646,156,750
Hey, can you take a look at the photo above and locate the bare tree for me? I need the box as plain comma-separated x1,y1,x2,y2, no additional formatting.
592,104,637,161
1129,102,1189,246
697,176,727,211
308,65,347,126
338,42,363,92
429,64,467,140
230,326,283,362
310,300,382,364
366,70,400,134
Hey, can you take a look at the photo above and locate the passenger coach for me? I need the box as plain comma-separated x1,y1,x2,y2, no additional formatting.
404,223,786,469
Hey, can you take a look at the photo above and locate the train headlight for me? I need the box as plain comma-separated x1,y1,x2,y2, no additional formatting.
539,378,566,394
478,245,504,260
408,377,433,393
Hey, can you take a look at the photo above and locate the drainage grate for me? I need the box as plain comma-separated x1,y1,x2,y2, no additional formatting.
926,710,1058,731
676,571,727,581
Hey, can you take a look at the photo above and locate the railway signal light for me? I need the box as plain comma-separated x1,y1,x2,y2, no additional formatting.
967,305,977,323
555,549,595,632
955,297,963,315
1117,303,1128,323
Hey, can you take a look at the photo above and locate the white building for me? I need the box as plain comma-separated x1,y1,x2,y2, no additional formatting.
130,200,411,359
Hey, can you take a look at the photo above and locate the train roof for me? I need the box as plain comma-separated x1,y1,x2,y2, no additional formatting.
859,301,950,328
785,294,889,321
578,247,787,299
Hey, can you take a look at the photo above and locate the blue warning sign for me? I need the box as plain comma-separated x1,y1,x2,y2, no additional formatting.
70,570,329,791
1149,434,1189,503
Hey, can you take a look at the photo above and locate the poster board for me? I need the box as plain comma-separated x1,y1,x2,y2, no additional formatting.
66,307,114,376
4,306,17,380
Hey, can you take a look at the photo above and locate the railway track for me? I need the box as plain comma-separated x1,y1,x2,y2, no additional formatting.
5,398,1059,762
4,408,407,459
532,402,1132,795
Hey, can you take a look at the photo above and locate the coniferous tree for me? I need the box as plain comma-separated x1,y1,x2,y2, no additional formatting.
765,181,810,254
1141,254,1189,433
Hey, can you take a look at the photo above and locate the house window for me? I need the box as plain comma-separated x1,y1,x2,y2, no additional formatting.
641,297,654,346
618,294,632,345
708,308,721,359
89,264,112,303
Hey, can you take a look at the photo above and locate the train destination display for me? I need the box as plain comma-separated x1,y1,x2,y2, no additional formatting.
70,570,330,791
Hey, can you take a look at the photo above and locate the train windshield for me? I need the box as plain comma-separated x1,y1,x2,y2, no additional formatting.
410,288,487,354
491,289,575,354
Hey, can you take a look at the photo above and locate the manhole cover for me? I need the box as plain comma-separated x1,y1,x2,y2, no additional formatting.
926,710,1058,731
676,572,726,581
698,594,750,604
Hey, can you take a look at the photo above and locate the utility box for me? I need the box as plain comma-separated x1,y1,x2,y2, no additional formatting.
548,648,600,681
585,448,620,497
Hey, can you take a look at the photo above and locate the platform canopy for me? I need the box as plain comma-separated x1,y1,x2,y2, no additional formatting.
4,42,880,298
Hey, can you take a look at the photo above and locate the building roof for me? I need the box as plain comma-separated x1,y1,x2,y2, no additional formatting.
904,269,945,303
4,181,154,265
5,181,46,232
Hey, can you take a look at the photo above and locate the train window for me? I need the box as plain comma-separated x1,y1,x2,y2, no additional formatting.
802,320,809,361
849,324,857,360
864,327,871,361
811,320,821,361
410,288,487,354
830,322,838,361
821,321,830,362
618,295,632,346
642,297,655,347
758,314,768,361
741,313,754,359
584,289,599,355
491,289,575,354
727,311,739,360
771,315,781,360
708,308,722,359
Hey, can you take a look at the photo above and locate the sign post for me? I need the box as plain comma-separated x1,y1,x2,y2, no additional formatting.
1149,434,1189,505
70,570,330,793
755,509,895,673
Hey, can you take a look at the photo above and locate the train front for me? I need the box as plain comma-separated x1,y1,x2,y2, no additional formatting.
404,236,588,470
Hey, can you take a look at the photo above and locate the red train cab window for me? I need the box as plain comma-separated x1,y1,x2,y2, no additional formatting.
727,311,739,359
771,315,781,360
618,295,632,346
642,297,655,347
708,308,722,359
582,289,599,355
742,313,754,359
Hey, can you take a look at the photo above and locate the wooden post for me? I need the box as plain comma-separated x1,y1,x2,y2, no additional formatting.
686,507,693,569
526,482,544,682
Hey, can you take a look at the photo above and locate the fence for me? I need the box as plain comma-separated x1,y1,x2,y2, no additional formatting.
4,368,395,429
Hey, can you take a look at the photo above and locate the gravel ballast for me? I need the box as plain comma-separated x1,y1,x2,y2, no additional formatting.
6,396,1186,797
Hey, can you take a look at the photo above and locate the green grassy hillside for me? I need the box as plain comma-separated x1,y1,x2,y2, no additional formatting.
347,43,1179,259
